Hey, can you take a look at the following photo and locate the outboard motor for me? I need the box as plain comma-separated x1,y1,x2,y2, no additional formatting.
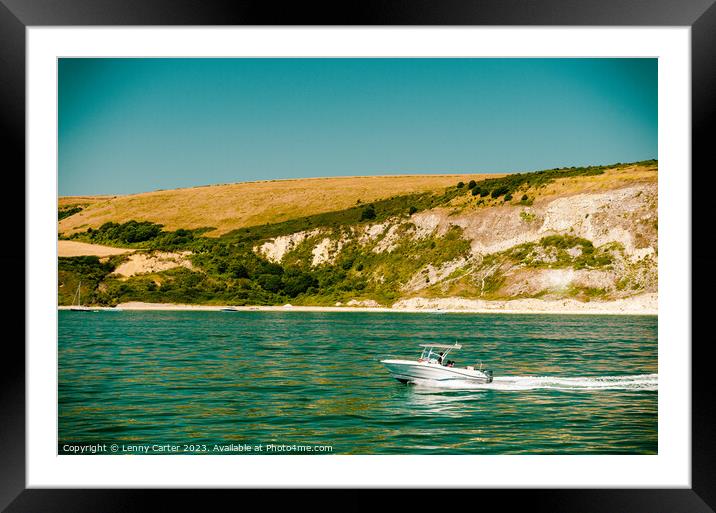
484,369,494,383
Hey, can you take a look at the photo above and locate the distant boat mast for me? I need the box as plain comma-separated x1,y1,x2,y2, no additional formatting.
73,281,82,307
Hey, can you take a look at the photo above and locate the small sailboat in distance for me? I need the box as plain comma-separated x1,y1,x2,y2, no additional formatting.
69,281,99,312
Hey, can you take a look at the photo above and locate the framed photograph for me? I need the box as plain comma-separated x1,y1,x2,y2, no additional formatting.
4,0,714,510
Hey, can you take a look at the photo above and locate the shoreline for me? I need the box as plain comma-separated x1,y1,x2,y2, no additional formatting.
59,294,657,316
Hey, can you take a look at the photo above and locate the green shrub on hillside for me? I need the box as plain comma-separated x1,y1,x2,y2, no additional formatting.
519,211,536,222
97,221,162,243
360,205,377,221
456,162,631,201
58,256,120,305
257,274,282,293
282,271,318,296
540,235,592,250
59,256,116,284
506,235,616,270
58,206,83,220
491,186,510,198
70,220,208,250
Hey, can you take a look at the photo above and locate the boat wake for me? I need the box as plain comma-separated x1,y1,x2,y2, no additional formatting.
410,373,658,391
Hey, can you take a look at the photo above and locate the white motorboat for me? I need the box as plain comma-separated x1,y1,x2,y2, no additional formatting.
381,343,493,384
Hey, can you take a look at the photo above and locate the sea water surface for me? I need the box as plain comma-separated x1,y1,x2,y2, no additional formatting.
58,311,657,454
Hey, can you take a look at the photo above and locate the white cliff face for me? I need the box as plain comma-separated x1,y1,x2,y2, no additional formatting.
630,247,655,262
410,211,442,239
539,185,656,253
402,258,468,292
251,182,657,301
311,238,333,266
311,236,346,266
446,184,657,257
373,223,411,254
256,229,320,263
358,222,388,244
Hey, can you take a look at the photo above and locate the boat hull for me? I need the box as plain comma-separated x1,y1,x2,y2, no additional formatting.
380,359,493,384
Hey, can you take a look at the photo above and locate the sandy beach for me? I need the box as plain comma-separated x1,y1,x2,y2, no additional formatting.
58,293,657,316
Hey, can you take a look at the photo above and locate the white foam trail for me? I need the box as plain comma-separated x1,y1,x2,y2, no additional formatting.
411,374,658,391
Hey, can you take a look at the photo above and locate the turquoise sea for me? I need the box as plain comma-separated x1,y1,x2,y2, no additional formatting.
58,310,657,454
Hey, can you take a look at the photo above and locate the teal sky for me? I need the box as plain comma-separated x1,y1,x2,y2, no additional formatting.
59,58,657,196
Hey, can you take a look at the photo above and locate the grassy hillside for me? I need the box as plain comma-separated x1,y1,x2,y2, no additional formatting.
58,174,503,236
57,161,657,307
58,195,116,220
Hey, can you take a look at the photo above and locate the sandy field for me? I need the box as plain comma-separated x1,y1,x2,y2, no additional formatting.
58,240,135,257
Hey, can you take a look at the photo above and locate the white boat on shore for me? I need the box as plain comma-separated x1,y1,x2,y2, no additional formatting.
381,343,493,384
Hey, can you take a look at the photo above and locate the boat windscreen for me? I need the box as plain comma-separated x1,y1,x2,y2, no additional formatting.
418,343,462,350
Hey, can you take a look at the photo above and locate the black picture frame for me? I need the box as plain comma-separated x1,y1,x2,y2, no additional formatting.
2,1,713,511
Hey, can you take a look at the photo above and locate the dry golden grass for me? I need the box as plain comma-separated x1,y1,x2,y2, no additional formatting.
531,163,657,199
59,195,117,208
58,174,503,236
